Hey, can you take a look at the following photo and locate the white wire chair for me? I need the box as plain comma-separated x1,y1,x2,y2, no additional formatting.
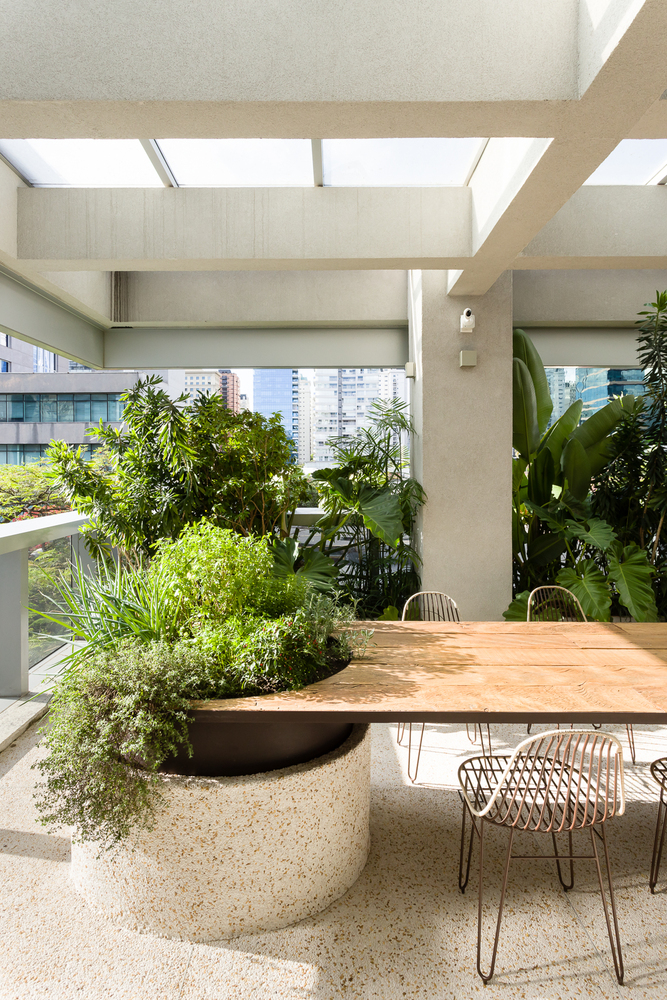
650,757,667,893
458,729,625,985
397,592,491,782
526,586,636,763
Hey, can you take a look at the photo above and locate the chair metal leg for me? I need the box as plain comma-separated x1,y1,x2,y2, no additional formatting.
476,822,514,985
406,722,425,783
458,794,475,893
396,721,405,744
625,724,636,765
590,826,624,986
650,789,667,894
466,723,493,756
552,830,575,891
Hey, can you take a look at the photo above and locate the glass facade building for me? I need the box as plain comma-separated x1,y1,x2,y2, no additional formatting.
253,369,298,439
0,393,125,423
546,367,645,426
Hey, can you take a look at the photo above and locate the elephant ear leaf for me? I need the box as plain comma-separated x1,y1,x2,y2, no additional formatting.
513,329,553,434
607,542,658,622
503,590,530,621
271,536,299,575
556,562,611,621
513,357,540,460
564,517,617,553
299,547,338,591
356,486,404,548
561,436,591,501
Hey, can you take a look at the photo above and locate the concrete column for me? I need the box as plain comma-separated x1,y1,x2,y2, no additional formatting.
0,549,29,696
409,270,513,620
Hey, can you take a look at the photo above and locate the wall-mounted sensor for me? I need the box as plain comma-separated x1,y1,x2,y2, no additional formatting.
405,361,416,379
460,308,475,333
459,350,477,367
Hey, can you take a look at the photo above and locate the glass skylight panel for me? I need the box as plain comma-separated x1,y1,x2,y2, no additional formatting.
0,139,163,186
156,140,314,186
584,139,667,185
321,138,486,186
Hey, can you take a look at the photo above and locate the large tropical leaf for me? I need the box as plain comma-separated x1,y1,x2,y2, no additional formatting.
356,485,404,548
523,501,564,533
556,562,611,621
527,448,554,507
503,590,530,621
513,329,553,434
526,532,567,567
512,457,527,493
564,517,617,553
607,542,658,622
561,437,591,501
271,538,338,592
513,357,540,460
539,400,583,469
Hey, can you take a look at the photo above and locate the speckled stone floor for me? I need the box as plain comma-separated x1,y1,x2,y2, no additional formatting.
2,719,667,999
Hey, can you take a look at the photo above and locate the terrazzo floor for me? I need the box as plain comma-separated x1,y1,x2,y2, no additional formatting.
2,719,667,999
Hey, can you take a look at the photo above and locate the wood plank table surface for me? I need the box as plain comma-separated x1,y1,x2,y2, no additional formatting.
193,620,667,724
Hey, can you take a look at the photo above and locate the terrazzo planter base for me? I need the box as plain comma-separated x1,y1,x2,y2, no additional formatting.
70,724,370,942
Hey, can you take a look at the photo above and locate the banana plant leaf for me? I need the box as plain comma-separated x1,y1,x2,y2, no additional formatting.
527,447,554,507
556,562,611,621
512,457,527,493
564,517,617,553
513,329,553,434
607,542,658,622
527,532,567,567
513,357,540,460
571,395,639,453
523,501,564,533
271,537,338,592
538,400,583,468
561,436,591,501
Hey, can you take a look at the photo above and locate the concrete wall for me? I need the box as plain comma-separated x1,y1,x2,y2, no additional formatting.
410,269,512,620
514,269,667,327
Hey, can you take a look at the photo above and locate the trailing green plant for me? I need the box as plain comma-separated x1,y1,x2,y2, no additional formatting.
590,293,667,618
47,376,310,561
278,399,425,617
508,329,657,621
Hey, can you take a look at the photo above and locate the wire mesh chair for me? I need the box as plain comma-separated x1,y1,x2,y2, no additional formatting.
458,730,625,985
397,592,491,782
649,758,667,893
526,586,636,764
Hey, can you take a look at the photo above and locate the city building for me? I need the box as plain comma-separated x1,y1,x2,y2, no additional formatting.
184,369,219,398
296,375,311,464
218,369,241,413
378,367,408,407
576,367,646,419
253,369,298,441
312,368,383,464
239,393,250,413
0,370,136,463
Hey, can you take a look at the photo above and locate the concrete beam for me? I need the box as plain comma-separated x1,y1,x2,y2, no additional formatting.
0,1,578,140
17,188,470,271
513,268,667,327
102,327,408,369
124,270,407,326
518,187,667,267
0,268,104,367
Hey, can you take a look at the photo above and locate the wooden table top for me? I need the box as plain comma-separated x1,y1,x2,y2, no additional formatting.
194,620,667,723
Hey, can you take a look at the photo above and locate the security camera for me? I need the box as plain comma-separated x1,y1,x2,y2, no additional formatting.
460,308,475,333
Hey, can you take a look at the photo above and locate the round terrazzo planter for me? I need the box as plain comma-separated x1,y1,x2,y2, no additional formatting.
70,723,371,942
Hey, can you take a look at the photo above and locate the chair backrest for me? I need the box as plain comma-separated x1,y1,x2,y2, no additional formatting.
527,586,586,622
402,591,460,622
461,730,625,832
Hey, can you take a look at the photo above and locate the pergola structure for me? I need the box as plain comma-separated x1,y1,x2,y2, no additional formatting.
1,0,667,618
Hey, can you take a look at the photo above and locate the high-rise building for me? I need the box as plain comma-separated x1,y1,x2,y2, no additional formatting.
239,393,250,412
253,369,299,441
218,370,241,413
296,376,312,464
576,368,645,419
312,368,382,464
378,367,408,406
